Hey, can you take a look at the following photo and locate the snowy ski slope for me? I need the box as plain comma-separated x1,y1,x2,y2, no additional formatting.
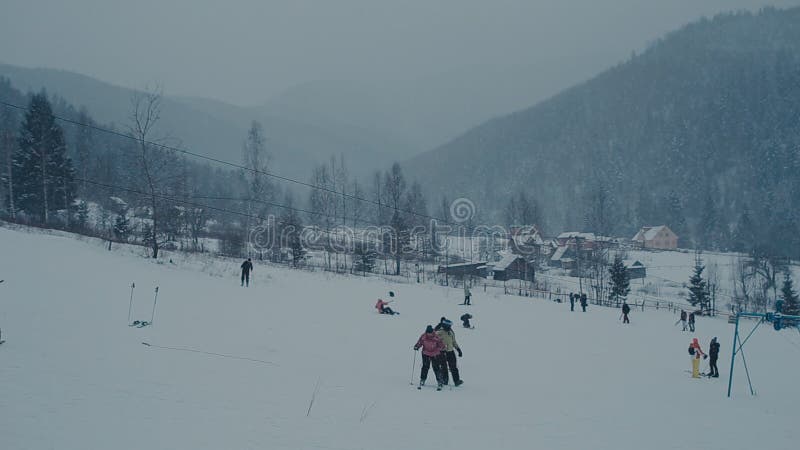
0,226,798,450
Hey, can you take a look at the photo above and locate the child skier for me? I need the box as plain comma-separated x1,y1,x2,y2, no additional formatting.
460,313,473,329
688,338,707,378
414,325,446,390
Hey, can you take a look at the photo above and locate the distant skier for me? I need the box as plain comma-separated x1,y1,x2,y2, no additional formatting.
240,258,253,287
436,319,463,386
460,313,473,329
708,337,720,378
688,337,707,378
569,293,575,312
414,325,446,390
676,310,688,331
688,312,696,332
462,281,472,305
375,298,397,315
621,301,631,324
580,293,588,312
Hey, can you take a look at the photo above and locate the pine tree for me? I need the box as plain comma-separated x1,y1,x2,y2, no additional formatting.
687,257,709,312
353,242,377,275
780,272,799,316
608,254,630,306
113,213,131,241
13,92,75,223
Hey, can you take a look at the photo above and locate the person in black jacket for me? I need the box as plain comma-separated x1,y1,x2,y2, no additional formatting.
580,293,588,312
688,312,696,332
621,301,631,324
569,293,575,312
460,313,473,329
241,258,253,287
708,337,720,378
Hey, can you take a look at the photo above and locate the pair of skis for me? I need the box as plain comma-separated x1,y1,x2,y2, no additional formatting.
128,283,159,327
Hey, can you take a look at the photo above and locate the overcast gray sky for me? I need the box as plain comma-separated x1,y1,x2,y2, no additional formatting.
2,0,798,105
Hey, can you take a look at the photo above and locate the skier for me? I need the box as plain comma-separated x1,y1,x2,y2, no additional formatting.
688,312,696,332
708,337,720,378
240,258,253,287
460,313,473,329
621,301,631,324
462,280,472,305
414,325,446,390
580,293,588,312
688,337,707,378
375,298,397,315
676,310,688,331
569,293,575,312
436,319,463,386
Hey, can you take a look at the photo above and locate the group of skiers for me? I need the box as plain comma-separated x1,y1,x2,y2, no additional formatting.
688,336,720,378
413,317,464,391
568,292,588,312
677,309,698,332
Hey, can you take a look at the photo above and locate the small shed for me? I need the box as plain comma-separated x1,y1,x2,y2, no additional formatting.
624,260,647,279
492,254,534,281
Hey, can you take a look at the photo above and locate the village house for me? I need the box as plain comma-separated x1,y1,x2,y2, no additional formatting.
632,225,678,250
491,254,535,281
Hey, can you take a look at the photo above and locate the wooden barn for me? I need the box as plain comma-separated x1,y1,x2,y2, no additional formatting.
492,254,534,281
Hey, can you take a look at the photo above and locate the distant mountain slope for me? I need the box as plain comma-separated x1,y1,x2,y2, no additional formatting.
0,63,408,179
404,7,800,256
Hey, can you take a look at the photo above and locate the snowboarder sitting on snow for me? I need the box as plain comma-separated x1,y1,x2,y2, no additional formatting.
688,337,707,378
240,258,253,287
688,312,696,332
621,301,631,324
414,325,446,390
460,313,473,328
436,319,463,386
375,298,397,315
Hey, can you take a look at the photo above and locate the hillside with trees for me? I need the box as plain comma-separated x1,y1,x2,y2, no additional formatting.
405,7,800,258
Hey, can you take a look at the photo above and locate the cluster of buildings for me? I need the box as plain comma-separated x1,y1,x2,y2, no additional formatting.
438,225,678,283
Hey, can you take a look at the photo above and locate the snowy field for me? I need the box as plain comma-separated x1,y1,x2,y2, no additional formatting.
1,225,799,450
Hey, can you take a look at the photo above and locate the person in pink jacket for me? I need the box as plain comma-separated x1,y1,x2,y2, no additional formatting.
414,325,446,390
375,299,397,315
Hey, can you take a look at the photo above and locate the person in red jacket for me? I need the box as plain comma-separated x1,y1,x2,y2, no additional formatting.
414,325,446,390
375,299,397,315
689,337,707,378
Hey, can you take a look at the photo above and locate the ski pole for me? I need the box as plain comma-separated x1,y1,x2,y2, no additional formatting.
127,282,135,324
150,286,159,325
409,349,417,385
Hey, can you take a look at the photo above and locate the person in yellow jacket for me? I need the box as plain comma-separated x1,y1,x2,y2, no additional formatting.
689,338,707,378
435,319,463,386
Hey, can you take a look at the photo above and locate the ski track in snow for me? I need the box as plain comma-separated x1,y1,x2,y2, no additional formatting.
0,226,799,450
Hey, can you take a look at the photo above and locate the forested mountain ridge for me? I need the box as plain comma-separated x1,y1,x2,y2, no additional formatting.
405,7,800,257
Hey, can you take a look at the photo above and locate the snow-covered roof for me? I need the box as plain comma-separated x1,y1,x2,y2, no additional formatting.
557,232,595,241
493,254,520,271
109,196,127,206
623,259,645,268
551,246,569,261
633,225,671,241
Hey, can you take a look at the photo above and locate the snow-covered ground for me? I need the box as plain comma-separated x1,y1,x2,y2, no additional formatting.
1,225,799,450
